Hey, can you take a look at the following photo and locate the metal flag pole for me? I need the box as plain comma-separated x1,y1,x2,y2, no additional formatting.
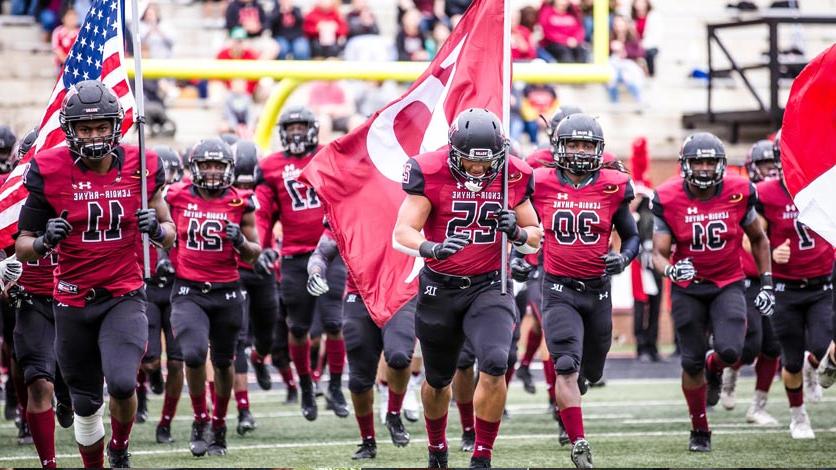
500,0,511,295
128,0,151,279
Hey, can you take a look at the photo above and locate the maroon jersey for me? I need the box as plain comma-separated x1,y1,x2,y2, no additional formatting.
533,167,634,279
652,175,755,288
525,148,552,169
403,149,534,276
22,146,163,307
256,148,324,256
756,179,833,280
19,253,58,297
741,249,759,278
166,182,255,283
235,188,257,271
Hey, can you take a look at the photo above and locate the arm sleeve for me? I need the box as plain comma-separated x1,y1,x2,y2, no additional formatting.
741,207,758,227
307,231,339,275
243,194,257,214
653,216,670,234
151,152,165,197
515,170,535,207
402,158,425,195
613,201,639,263
18,159,57,233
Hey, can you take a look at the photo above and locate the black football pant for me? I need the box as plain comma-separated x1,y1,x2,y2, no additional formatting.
235,292,251,374
416,269,515,389
270,282,292,369
54,289,147,417
740,278,781,365
239,268,280,357
280,254,346,339
458,296,521,372
170,279,243,370
14,294,59,385
771,279,834,374
343,294,416,393
671,281,746,376
541,274,612,383
143,282,182,363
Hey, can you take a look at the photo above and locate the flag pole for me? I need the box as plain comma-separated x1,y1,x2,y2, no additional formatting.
129,0,151,279
500,0,511,295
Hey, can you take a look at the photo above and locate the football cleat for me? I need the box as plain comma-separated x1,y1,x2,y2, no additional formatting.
107,444,131,468
189,420,210,457
155,424,174,444
299,376,318,421
324,382,350,418
385,412,410,447
55,401,74,429
284,385,298,404
460,429,475,452
252,361,272,391
817,353,836,389
803,354,823,403
720,367,738,410
135,387,148,424
745,391,778,426
556,412,570,446
705,354,722,407
789,406,815,439
236,409,257,436
17,419,33,445
403,374,422,423
4,381,17,421
351,438,377,459
688,430,711,452
469,455,491,468
570,438,593,468
207,425,228,456
148,369,165,395
516,365,536,394
428,448,449,468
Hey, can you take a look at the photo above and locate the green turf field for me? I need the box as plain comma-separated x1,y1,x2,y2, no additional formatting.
1,378,835,467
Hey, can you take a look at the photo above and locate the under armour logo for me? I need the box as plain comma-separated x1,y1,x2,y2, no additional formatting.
824,283,833,291
785,204,796,212
56,302,69,307
557,193,569,200
187,203,199,211
241,290,247,299
78,182,92,190
551,283,563,292
430,443,446,450
599,291,609,300
424,285,438,296
178,286,190,296
687,207,698,215
347,294,357,303
225,291,237,300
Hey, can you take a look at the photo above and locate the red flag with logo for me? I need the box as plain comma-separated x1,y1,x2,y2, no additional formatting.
300,0,510,327
781,44,836,244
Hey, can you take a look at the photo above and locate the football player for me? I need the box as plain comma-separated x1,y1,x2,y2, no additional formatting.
529,114,638,468
652,132,774,452
256,106,348,421
718,140,782,425
166,138,263,457
394,108,542,468
755,132,833,438
15,80,176,468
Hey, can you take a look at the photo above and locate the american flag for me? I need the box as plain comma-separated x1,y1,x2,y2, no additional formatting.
0,0,135,249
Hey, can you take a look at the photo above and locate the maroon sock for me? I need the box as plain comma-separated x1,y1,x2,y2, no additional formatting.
682,383,709,431
559,406,585,443
786,385,803,408
388,389,405,414
356,412,375,440
807,354,819,368
27,409,56,468
110,417,133,451
456,401,475,432
521,329,542,367
325,338,346,375
472,416,500,460
543,358,556,403
235,390,249,412
279,366,297,388
78,439,104,468
504,364,515,386
411,370,421,377
190,390,210,423
250,349,265,365
706,351,726,375
755,354,779,393
425,413,448,452
159,392,180,427
290,340,312,376
212,393,231,430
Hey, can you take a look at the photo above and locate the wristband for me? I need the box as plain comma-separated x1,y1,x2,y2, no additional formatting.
512,227,528,246
151,225,166,243
760,272,773,288
418,241,438,258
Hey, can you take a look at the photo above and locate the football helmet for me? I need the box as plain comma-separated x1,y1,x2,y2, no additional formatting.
278,106,319,155
59,80,124,161
5,127,38,174
745,139,781,182
190,138,235,190
448,108,508,193
679,132,726,189
0,125,18,174
552,113,605,175
154,145,184,184
232,140,262,189
546,105,583,138
220,133,239,147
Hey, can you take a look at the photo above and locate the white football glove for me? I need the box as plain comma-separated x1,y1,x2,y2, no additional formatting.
306,272,330,297
0,255,23,290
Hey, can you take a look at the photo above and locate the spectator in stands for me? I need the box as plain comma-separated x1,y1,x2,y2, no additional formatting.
226,0,267,38
424,21,450,59
346,0,380,38
444,0,472,25
607,14,646,106
35,0,62,41
270,0,311,60
511,7,537,61
139,2,175,60
538,0,588,63
398,0,443,33
396,8,430,61
519,84,559,145
221,79,255,138
11,0,36,16
51,6,78,73
303,0,348,59
306,79,356,138
631,0,660,77
216,27,260,96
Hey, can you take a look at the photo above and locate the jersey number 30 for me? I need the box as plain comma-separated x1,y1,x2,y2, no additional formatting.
552,210,600,245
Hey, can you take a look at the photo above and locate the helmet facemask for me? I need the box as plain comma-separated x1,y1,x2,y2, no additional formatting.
280,121,319,155
448,143,507,193
191,157,234,190
681,155,726,189
63,117,123,161
553,136,604,175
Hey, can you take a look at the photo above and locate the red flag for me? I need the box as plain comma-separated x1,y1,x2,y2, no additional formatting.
781,44,836,244
0,0,135,249
300,0,510,327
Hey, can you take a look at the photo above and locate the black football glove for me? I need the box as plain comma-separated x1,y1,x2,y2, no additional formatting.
136,208,163,241
225,221,244,248
601,251,628,275
510,257,534,282
754,285,775,317
43,210,71,248
664,258,696,282
419,234,471,260
254,248,278,277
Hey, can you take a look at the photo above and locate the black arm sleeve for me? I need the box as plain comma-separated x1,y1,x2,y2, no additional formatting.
613,201,639,263
153,153,166,196
18,159,56,234
307,234,339,276
244,194,257,214
402,158,425,195
516,171,534,206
